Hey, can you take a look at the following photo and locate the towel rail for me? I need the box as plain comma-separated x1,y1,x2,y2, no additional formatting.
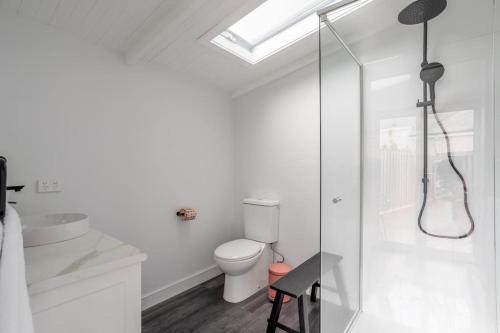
0,156,6,225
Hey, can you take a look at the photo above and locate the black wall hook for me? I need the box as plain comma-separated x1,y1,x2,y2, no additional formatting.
6,185,24,192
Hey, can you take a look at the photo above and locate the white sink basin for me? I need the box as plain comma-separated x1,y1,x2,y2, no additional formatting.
22,213,89,247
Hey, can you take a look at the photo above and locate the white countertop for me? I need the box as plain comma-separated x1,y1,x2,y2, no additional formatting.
24,228,147,295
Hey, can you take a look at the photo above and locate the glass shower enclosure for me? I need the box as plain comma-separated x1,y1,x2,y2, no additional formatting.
318,0,497,332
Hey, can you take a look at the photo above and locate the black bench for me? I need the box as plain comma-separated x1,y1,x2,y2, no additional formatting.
266,252,343,333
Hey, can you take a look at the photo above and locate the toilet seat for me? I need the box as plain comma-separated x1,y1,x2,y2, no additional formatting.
214,239,264,262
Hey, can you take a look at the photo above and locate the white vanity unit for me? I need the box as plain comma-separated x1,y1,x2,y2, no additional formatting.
24,229,147,333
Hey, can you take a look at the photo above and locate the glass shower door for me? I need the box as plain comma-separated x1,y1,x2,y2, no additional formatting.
319,14,362,333
319,0,497,332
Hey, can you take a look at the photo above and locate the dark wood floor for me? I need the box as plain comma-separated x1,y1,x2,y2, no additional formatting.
142,275,320,333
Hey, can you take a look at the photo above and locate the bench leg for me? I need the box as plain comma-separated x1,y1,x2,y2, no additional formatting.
298,294,310,333
310,282,320,303
266,291,284,333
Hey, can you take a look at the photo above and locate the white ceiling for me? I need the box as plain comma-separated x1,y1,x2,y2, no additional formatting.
0,0,323,96
1,0,494,96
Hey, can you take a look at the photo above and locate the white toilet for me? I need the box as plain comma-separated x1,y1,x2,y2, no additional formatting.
214,198,279,303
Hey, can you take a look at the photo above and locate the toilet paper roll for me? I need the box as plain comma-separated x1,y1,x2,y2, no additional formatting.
177,208,197,221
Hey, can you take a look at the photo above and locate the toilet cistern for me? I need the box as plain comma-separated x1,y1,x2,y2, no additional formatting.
214,198,280,303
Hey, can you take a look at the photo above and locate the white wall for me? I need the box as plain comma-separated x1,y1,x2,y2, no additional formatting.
494,3,500,331
232,64,320,268
0,13,236,306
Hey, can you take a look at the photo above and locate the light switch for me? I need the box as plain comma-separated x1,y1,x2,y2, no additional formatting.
38,179,62,193
50,179,62,192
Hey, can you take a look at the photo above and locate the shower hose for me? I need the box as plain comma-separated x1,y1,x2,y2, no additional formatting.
417,101,475,239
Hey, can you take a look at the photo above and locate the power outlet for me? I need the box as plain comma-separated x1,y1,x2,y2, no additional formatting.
38,179,62,193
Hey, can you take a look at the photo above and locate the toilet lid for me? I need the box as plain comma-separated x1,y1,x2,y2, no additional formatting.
214,239,264,261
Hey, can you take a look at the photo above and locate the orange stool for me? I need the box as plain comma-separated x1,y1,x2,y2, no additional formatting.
268,263,292,303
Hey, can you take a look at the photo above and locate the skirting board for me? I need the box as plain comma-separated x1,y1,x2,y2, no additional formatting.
141,265,222,310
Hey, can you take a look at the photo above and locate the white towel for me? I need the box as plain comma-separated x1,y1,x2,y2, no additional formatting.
0,204,34,333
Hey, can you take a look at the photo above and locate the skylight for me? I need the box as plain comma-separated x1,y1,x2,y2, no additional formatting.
211,0,373,64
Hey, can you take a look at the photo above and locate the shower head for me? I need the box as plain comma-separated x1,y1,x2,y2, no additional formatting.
398,0,447,25
420,62,444,84
420,62,444,101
